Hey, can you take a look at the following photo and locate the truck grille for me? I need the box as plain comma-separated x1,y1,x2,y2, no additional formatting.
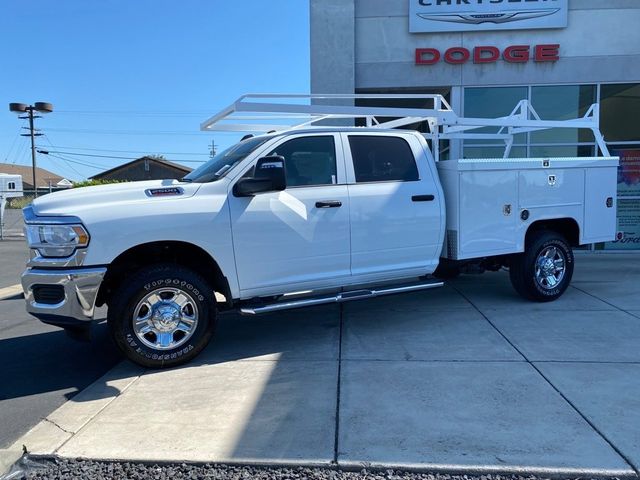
32,285,65,305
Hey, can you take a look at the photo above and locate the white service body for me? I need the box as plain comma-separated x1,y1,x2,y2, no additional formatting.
437,157,618,260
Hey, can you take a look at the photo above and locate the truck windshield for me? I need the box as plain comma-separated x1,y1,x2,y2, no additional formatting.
182,136,271,183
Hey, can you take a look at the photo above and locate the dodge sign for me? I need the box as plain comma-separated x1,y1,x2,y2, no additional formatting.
410,0,568,33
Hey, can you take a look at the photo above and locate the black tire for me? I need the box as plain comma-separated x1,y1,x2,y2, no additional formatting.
107,264,216,368
509,230,574,302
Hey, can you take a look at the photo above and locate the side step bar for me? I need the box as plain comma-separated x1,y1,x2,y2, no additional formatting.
239,280,444,315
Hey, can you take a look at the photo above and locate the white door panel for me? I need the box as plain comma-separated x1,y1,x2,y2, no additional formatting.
348,182,441,275
342,132,442,277
229,133,350,296
230,186,350,292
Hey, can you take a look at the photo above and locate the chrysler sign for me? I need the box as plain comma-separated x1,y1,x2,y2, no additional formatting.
410,0,568,33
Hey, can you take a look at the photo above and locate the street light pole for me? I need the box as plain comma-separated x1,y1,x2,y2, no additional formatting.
9,102,53,198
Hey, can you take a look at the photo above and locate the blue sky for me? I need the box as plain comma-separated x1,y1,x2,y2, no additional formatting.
0,1,310,180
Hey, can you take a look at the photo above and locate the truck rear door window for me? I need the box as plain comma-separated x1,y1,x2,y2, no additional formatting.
348,136,419,183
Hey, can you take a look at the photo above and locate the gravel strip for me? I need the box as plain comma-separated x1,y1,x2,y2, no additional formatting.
3,457,633,480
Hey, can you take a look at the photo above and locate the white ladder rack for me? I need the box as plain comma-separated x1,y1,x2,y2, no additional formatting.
200,93,611,162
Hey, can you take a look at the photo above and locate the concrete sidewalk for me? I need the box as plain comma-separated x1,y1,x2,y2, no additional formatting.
7,254,640,477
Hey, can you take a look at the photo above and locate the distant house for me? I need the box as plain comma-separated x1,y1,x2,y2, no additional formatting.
0,163,71,190
90,156,192,182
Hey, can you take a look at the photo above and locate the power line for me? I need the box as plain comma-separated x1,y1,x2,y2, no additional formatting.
39,144,209,156
3,125,24,163
45,127,213,136
42,134,84,178
54,110,210,116
12,137,30,166
37,149,207,164
43,152,105,170
45,152,83,178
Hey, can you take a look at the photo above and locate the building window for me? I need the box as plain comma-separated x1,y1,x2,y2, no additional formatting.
602,84,640,250
604,144,640,250
463,85,598,159
463,146,527,159
530,85,596,144
601,84,640,142
462,87,528,157
8,182,15,190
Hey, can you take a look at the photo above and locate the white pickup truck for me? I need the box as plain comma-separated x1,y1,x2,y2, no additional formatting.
21,94,619,368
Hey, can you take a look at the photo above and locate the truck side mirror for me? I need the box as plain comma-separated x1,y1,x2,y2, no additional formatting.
233,155,287,197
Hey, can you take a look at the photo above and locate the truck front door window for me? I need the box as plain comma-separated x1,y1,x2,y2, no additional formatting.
268,136,337,187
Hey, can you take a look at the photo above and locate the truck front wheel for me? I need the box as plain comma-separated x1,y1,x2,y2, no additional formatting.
509,231,574,302
107,264,216,368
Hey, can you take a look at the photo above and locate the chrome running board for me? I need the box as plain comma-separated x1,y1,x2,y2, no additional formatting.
239,280,444,315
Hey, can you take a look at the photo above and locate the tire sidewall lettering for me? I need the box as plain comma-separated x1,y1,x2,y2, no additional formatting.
117,273,211,366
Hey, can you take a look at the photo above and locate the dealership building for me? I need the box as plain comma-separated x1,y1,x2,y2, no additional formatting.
310,0,640,250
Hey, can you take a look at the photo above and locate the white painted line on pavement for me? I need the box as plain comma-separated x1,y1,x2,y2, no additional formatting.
0,284,23,300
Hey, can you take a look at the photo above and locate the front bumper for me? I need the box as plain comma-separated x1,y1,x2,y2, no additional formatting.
21,267,107,327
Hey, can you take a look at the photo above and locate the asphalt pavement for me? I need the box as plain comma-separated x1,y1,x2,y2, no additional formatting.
0,239,121,450
0,238,28,289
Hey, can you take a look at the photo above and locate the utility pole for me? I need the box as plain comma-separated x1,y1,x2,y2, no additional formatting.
209,139,218,159
9,102,53,197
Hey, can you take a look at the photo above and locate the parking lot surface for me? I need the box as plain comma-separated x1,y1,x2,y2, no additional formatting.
0,238,121,473
5,253,640,477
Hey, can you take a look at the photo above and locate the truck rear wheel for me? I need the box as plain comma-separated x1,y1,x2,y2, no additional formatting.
107,264,216,368
509,231,574,302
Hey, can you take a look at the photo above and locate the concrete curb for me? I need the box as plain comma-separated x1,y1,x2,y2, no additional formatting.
339,460,638,479
16,455,640,480
0,448,23,477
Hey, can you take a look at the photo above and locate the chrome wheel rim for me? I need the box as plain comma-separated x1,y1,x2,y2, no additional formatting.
534,246,566,290
132,288,199,351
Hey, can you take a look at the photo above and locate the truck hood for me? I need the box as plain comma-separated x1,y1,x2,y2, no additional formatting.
31,179,203,217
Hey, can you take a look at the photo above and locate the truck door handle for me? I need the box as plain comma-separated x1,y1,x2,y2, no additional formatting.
412,195,435,202
316,200,342,208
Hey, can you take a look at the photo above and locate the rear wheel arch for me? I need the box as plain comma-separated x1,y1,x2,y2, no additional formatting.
525,218,580,248
97,241,233,309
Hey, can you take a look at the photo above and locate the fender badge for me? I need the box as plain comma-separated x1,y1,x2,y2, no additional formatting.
145,187,184,197
548,175,557,186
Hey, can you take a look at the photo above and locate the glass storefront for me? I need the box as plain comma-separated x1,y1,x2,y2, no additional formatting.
462,85,597,158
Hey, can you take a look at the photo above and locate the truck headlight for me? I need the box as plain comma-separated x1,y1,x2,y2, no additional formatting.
25,224,90,258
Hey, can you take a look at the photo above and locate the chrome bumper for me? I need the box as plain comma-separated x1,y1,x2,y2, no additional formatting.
21,267,107,326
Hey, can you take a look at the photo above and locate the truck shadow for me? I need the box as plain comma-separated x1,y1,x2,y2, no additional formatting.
0,319,121,402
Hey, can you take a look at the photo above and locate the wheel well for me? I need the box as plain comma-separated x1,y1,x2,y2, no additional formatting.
96,241,233,309
526,218,580,248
